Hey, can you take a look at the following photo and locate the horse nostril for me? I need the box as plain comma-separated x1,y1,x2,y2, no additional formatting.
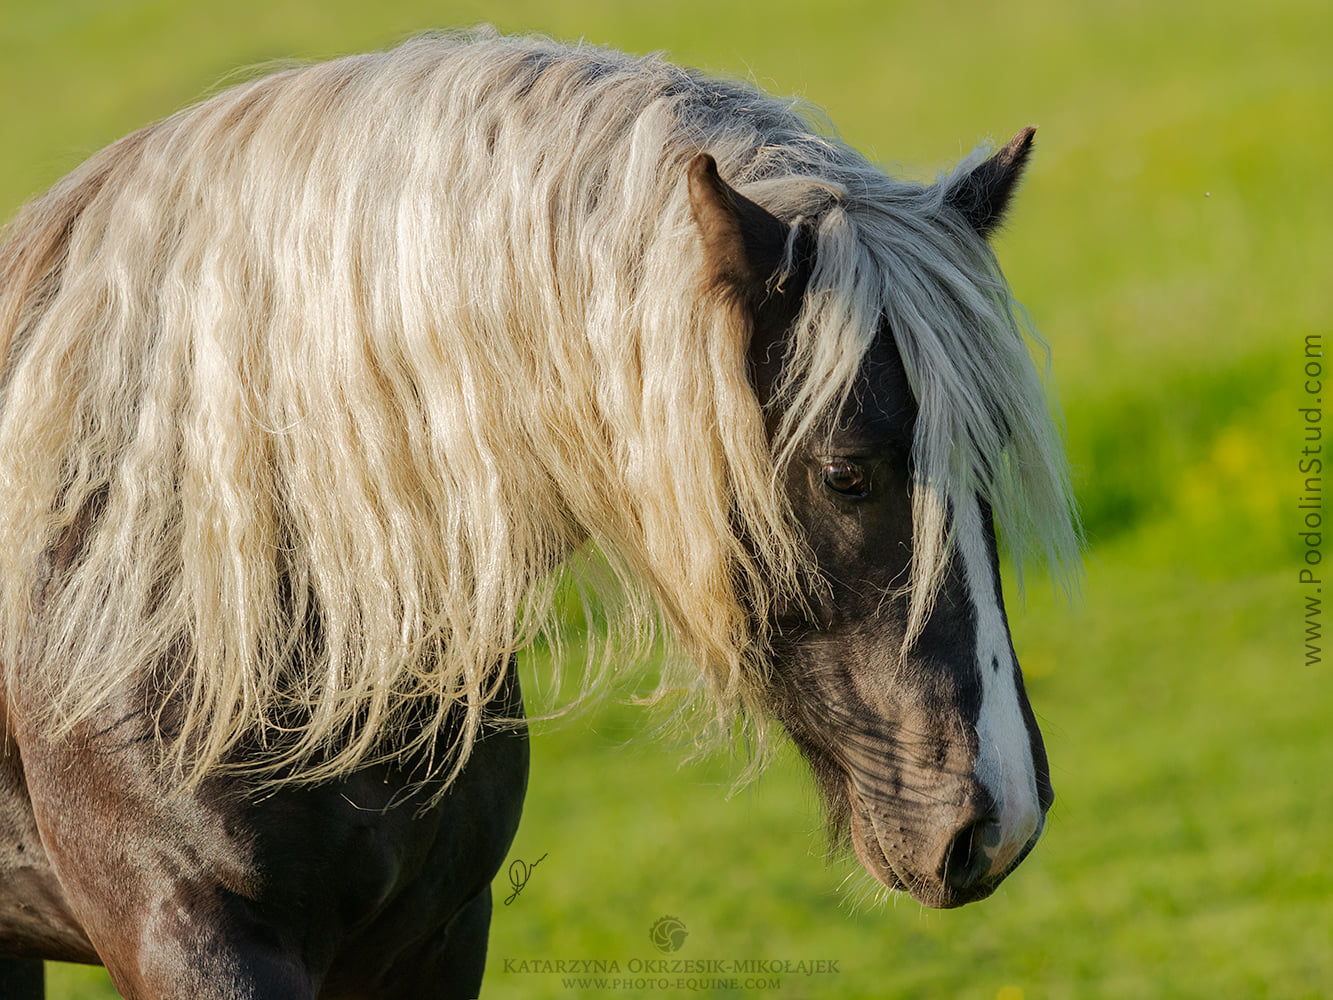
943,817,1001,890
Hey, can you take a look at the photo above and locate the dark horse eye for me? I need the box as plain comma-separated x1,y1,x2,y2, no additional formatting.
821,460,869,497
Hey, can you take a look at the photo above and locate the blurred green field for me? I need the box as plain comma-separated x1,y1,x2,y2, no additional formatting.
2,0,1327,997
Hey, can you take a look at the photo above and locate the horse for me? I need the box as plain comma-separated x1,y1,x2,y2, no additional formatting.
0,30,1079,999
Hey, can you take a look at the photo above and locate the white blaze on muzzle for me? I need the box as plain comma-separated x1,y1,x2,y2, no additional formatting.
952,490,1043,877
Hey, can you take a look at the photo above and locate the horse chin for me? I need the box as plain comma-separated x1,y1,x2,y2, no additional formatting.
846,798,908,895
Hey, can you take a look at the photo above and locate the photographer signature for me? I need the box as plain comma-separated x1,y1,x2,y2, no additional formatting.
503,853,548,906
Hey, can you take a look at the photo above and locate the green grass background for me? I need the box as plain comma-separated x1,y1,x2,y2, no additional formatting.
2,1,1327,997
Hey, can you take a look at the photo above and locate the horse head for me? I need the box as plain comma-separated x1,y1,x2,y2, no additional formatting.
688,129,1055,908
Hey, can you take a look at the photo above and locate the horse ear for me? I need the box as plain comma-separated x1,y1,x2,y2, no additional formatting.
944,126,1037,238
687,153,789,300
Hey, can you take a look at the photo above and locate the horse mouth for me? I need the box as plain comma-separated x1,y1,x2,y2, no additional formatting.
846,791,1025,909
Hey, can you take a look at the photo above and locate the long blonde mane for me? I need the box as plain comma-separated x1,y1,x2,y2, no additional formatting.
0,31,1078,789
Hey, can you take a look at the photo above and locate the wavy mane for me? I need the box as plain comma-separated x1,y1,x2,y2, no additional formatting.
0,31,1078,789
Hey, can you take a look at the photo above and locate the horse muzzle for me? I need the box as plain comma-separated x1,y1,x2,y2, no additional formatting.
845,766,1050,909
